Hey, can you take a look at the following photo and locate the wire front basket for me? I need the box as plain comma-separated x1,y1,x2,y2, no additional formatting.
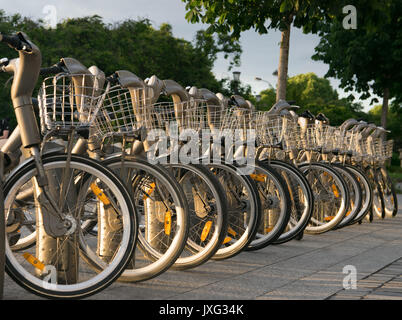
38,74,107,135
91,85,152,140
254,113,289,147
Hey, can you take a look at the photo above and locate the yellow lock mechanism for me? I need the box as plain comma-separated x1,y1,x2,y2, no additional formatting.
265,227,273,233
223,236,232,244
331,184,339,198
250,173,266,182
90,183,111,205
22,252,45,271
200,221,213,242
165,211,172,235
227,226,237,237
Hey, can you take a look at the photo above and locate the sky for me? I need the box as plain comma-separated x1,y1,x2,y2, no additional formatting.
0,0,378,111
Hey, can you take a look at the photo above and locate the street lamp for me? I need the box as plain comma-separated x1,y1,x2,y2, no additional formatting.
232,71,241,94
232,71,241,82
255,76,273,89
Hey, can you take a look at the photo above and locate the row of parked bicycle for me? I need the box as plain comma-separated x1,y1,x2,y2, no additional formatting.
0,32,398,299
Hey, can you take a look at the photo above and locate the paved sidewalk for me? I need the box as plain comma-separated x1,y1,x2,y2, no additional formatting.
3,195,402,300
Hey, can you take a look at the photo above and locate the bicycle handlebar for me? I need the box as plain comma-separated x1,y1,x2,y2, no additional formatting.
40,64,64,76
0,33,32,52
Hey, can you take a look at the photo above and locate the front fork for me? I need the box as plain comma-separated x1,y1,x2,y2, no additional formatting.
25,144,79,283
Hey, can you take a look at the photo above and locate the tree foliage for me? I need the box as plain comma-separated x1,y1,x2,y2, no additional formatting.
255,72,367,125
0,11,241,127
181,0,390,103
313,1,401,101
368,102,402,150
312,1,402,128
182,0,357,37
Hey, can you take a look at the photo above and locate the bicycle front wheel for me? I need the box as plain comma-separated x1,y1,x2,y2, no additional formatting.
332,164,362,229
4,154,137,299
166,163,228,270
267,160,314,245
102,156,189,282
376,167,398,218
299,162,349,234
208,162,262,260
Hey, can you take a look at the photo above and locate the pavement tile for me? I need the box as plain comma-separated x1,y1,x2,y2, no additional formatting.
3,195,402,300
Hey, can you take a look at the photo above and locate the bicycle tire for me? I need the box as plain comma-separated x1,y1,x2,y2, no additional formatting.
344,164,373,225
4,154,137,299
101,155,189,282
208,161,262,260
299,162,349,234
165,163,228,270
331,163,363,229
266,160,314,245
376,167,398,218
246,160,291,250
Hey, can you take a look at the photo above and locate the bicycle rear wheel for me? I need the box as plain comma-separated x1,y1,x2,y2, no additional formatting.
246,161,291,250
332,164,362,229
266,160,313,245
102,156,189,282
166,163,228,270
208,162,262,260
376,167,398,218
299,162,349,234
4,154,137,299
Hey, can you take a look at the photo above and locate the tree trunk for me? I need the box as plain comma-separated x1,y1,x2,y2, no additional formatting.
276,23,291,102
381,87,389,129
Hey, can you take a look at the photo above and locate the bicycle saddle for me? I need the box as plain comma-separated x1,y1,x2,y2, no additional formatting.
299,110,315,120
266,99,299,115
339,118,360,132
315,113,329,125
61,57,91,75
163,79,189,102
230,95,249,109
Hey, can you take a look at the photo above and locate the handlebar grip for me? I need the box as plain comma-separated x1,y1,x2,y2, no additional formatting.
0,33,31,51
106,73,119,85
40,65,64,76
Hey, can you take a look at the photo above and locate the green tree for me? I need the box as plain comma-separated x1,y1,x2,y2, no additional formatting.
0,11,243,126
255,73,367,125
312,0,402,129
368,102,402,150
182,0,385,103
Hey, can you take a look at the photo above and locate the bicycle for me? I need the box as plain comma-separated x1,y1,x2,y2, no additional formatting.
39,63,191,280
92,71,230,270
200,93,293,251
250,100,314,244
139,79,264,259
0,32,138,299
